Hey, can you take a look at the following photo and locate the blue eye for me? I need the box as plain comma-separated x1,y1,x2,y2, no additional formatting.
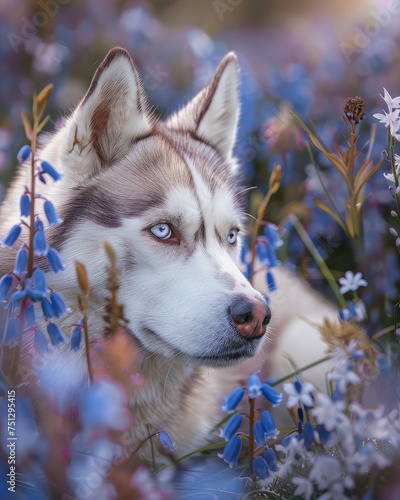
228,228,239,244
150,223,172,239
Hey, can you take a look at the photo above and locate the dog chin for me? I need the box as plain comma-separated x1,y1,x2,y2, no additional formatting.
189,344,261,368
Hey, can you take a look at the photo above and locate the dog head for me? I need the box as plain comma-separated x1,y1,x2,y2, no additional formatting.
44,48,271,366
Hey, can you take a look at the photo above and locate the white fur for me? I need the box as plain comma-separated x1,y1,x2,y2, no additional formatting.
0,48,337,461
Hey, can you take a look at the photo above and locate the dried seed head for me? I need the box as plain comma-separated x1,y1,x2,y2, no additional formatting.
343,96,365,124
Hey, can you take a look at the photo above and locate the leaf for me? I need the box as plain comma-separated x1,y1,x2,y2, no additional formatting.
313,200,347,233
20,110,32,140
37,114,51,133
35,84,53,121
354,158,384,201
75,260,89,294
344,201,357,238
103,241,116,265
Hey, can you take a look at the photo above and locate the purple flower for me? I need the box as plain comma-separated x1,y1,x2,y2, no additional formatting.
33,269,47,295
0,274,12,301
5,317,23,343
50,291,68,318
221,387,245,413
33,330,50,355
17,145,31,164
218,435,242,468
47,322,65,346
260,383,282,407
13,246,28,275
158,431,177,453
43,200,62,225
41,161,62,181
254,421,267,445
248,371,262,398
263,448,278,472
47,248,65,273
1,224,21,248
252,456,270,480
260,411,278,439
264,223,283,249
220,413,242,441
20,194,31,217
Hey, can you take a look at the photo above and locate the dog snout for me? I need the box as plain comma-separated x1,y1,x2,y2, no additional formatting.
229,295,271,339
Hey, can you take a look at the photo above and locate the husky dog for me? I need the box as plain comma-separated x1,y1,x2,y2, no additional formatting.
0,48,334,460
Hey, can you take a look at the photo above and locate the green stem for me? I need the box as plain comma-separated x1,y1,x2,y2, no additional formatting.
288,215,347,309
270,355,332,387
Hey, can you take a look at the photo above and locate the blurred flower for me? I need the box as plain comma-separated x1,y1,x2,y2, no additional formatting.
283,376,314,409
254,421,267,445
130,466,172,499
328,359,361,393
292,477,313,500
81,379,131,431
373,108,400,137
312,393,346,431
40,161,62,181
264,103,304,155
33,330,50,355
303,422,314,450
50,291,68,318
5,317,22,343
339,271,367,295
158,431,177,454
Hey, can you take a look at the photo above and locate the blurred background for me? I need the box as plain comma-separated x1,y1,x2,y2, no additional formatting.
1,0,399,329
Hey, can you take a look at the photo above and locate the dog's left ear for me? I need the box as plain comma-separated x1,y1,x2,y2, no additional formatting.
67,47,152,175
167,53,240,160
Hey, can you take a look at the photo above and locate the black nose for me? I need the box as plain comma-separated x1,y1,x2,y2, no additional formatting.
229,296,271,339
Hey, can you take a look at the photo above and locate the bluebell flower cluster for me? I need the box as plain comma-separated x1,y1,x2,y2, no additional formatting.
219,372,282,475
0,150,68,351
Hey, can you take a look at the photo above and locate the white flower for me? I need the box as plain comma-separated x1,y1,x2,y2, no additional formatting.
292,477,314,500
283,376,314,408
312,393,346,432
328,359,361,393
373,109,400,136
381,88,400,111
309,456,342,490
383,157,400,183
350,402,392,440
346,441,390,475
275,437,310,476
338,271,368,295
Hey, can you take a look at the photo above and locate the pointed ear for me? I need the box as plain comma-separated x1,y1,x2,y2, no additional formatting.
68,47,152,174
167,53,240,160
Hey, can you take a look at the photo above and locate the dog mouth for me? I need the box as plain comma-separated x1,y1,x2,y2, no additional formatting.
140,326,260,366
